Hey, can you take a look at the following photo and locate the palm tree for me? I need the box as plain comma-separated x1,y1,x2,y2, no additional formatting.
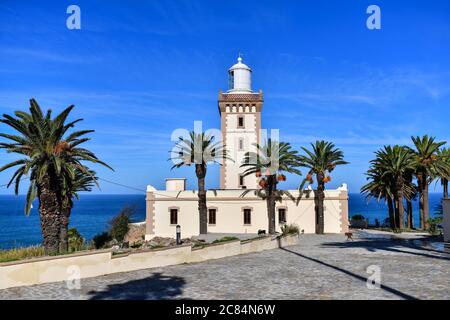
171,131,229,234
437,147,450,199
361,165,397,229
240,139,301,234
0,99,112,254
410,135,450,229
404,169,417,229
298,141,348,234
60,168,97,252
372,145,415,229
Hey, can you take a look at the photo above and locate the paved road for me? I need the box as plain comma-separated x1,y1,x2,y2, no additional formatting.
1,233,449,300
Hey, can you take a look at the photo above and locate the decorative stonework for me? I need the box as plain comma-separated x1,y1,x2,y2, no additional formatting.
219,91,263,190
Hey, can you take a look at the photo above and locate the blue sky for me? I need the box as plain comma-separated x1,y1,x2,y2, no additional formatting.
0,0,449,194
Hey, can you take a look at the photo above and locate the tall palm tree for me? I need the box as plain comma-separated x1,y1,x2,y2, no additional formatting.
298,141,348,234
0,99,112,254
171,131,229,235
240,139,301,234
404,169,417,229
373,145,415,229
410,135,450,229
361,165,397,229
437,147,450,199
60,168,97,252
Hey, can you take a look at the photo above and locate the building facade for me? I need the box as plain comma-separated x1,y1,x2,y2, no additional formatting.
145,57,349,239
219,56,262,189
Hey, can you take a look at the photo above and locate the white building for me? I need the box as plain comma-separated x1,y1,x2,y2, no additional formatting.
145,57,349,239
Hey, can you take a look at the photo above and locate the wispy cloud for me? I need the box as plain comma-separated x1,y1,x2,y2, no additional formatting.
0,48,98,64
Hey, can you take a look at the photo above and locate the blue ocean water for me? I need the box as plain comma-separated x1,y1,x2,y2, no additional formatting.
0,194,146,249
0,193,443,249
348,192,442,227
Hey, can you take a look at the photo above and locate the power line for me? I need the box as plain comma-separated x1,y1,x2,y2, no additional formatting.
97,177,146,193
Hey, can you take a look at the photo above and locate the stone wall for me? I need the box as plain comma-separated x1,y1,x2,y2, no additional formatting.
0,234,299,290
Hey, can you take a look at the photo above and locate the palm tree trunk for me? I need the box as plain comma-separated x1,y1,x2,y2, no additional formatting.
417,172,425,229
407,199,413,229
394,194,400,229
315,173,325,234
396,177,404,229
38,173,61,255
196,164,207,235
59,197,72,253
266,196,276,234
444,179,449,199
387,197,396,230
423,182,430,230
266,175,277,234
397,193,404,230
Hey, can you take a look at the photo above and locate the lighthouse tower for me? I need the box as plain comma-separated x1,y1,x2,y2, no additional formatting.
219,56,263,189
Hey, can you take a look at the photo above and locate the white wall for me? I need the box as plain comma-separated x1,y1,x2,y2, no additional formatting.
224,113,258,189
147,189,348,238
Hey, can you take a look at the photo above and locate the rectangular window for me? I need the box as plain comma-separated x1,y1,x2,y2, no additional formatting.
238,116,244,128
278,208,286,223
208,209,216,225
238,138,244,151
243,209,252,225
170,209,178,225
228,71,234,90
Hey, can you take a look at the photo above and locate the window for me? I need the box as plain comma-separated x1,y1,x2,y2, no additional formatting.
243,209,252,225
170,209,178,225
239,174,245,188
228,71,234,90
208,209,216,225
238,138,244,151
238,116,244,128
278,208,286,224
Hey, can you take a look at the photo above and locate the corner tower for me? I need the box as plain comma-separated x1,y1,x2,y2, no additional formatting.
219,56,263,189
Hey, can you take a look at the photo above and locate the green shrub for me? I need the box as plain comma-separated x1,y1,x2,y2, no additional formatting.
351,214,365,221
92,232,112,249
109,206,134,243
0,246,45,263
281,223,299,235
212,236,239,244
67,228,84,253
428,217,443,235
130,240,144,249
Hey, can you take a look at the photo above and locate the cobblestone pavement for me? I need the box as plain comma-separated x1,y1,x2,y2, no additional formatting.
1,233,449,300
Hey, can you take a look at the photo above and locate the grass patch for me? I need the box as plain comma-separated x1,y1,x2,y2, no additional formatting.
211,236,239,244
281,223,300,236
0,246,45,263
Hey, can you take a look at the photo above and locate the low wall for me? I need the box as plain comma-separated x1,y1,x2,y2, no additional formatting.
0,234,299,290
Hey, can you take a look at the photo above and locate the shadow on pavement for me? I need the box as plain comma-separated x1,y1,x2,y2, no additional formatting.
322,238,450,261
87,272,186,300
279,247,418,300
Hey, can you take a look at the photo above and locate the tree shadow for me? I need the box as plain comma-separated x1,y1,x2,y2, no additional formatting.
87,272,186,300
279,247,418,300
321,238,450,262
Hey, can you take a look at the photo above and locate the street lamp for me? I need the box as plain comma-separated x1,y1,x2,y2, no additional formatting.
176,225,181,245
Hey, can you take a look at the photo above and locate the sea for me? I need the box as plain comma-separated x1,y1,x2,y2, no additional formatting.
0,193,444,250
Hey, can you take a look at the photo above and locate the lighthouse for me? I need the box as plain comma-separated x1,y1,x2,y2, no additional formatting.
218,56,263,189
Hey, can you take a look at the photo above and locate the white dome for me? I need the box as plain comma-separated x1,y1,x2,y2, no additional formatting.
227,56,252,93
229,56,251,71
